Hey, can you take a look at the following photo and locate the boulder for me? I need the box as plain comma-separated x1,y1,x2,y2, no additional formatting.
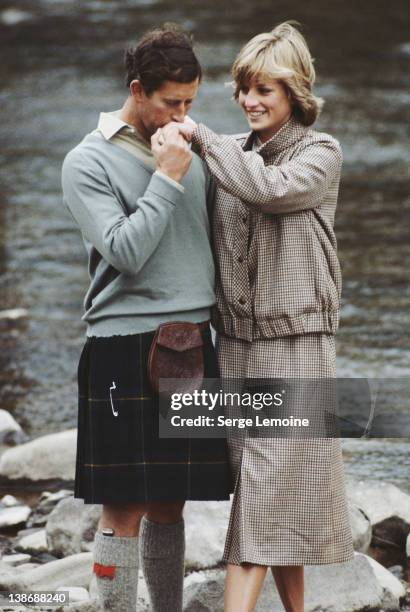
366,555,406,605
16,528,48,554
1,553,31,566
27,489,73,528
0,308,28,320
0,553,93,595
349,503,372,553
184,500,231,570
347,481,410,560
0,561,25,592
56,586,90,603
0,409,28,446
56,599,100,612
0,429,77,482
1,494,21,506
46,497,101,556
183,553,405,611
347,480,410,525
0,504,31,529
372,515,409,554
304,553,405,612
387,564,403,580
16,553,92,592
183,569,225,611
15,562,41,571
0,534,13,555
183,569,286,611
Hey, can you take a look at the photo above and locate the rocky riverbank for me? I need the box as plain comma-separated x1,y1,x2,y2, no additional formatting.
0,414,409,611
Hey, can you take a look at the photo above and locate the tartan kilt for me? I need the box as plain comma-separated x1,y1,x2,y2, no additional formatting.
74,325,232,504
217,332,354,566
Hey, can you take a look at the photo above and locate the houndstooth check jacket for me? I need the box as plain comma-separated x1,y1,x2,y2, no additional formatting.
191,116,343,342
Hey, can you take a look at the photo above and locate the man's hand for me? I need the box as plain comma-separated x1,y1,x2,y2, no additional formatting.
151,126,192,183
162,116,198,142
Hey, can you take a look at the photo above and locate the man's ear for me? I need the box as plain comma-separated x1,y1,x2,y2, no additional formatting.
130,79,144,101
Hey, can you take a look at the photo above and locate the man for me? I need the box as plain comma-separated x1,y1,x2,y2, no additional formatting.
62,25,231,612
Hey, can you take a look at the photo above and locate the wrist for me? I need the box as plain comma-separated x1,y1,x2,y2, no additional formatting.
157,167,182,183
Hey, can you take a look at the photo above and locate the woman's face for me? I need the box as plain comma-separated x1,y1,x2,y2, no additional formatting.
238,77,292,143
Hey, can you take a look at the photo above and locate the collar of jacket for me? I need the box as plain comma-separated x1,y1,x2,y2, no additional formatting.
242,115,308,157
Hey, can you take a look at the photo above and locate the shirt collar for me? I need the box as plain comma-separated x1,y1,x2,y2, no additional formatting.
242,115,308,156
97,110,133,140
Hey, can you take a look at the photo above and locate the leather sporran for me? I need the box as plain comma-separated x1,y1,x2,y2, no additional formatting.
148,322,205,397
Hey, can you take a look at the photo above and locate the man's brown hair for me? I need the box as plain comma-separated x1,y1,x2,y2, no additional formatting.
125,23,202,95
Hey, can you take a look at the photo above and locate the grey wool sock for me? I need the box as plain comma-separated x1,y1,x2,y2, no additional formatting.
93,530,139,612
139,516,185,612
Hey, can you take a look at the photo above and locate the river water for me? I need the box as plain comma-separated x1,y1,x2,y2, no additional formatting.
0,1,409,491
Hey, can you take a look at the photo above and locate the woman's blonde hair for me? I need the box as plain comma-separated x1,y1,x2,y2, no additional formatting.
232,21,323,126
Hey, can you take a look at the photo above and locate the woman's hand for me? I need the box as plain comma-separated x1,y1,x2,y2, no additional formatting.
161,116,198,143
151,126,192,183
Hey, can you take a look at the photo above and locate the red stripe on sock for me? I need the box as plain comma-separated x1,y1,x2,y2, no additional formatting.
93,562,116,579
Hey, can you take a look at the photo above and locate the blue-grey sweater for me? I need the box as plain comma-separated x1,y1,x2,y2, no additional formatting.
61,133,215,336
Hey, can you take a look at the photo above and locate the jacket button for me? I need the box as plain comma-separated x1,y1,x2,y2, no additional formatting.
238,297,246,305
237,256,244,263
242,216,248,224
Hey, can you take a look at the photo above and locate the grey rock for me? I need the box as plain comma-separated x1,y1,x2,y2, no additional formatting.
347,480,410,525
56,599,101,612
15,528,48,553
56,586,89,603
1,553,31,566
1,494,20,507
0,410,28,446
349,503,372,553
183,569,225,611
79,504,101,550
0,534,13,555
17,526,42,536
0,560,28,591
183,569,280,612
184,500,231,570
16,562,42,571
0,308,28,320
0,430,76,482
387,564,403,579
20,552,92,591
183,553,405,612
27,489,73,528
39,490,74,507
32,552,59,564
305,553,405,612
0,504,31,529
0,554,92,598
46,497,101,556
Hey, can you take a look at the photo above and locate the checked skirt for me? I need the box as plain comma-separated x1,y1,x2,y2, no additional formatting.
218,332,355,566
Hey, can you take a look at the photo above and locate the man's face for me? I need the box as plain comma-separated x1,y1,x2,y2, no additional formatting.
136,79,199,140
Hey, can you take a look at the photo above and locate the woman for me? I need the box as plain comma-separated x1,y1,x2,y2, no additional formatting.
166,21,354,612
